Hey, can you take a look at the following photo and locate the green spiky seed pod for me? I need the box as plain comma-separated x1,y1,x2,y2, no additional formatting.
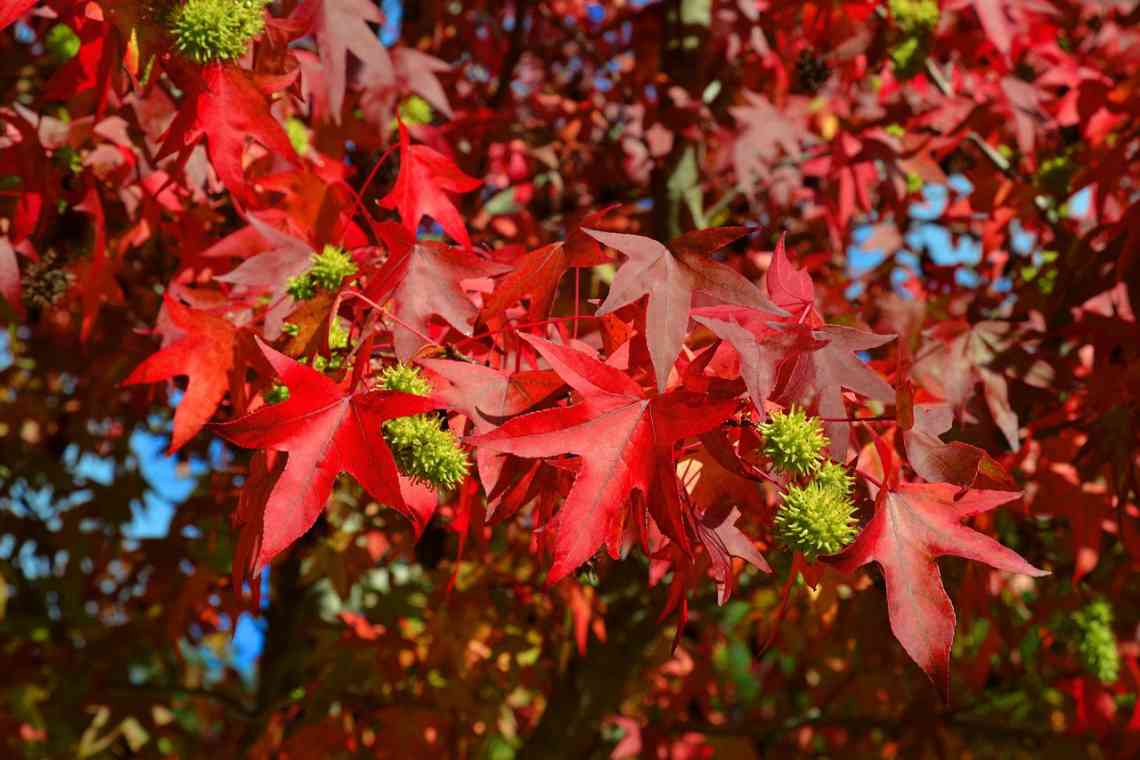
759,407,826,476
380,363,434,396
286,274,316,301
312,354,344,373
398,95,434,126
774,482,859,560
814,460,854,498
45,23,81,62
383,415,470,490
309,245,357,290
167,0,267,64
380,364,469,490
889,0,940,35
1073,600,1120,684
887,0,939,79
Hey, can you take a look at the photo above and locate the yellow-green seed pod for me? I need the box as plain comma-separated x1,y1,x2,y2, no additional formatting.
167,0,268,64
380,364,469,490
759,406,827,476
774,482,858,560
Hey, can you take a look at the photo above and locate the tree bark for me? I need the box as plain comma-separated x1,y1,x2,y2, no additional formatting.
517,560,664,760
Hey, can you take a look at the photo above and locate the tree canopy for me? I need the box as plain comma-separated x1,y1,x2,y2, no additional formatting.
1,0,1139,757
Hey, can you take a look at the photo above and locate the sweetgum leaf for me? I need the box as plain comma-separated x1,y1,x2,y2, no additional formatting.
294,0,393,121
122,292,237,454
764,234,815,315
157,63,299,204
212,339,439,572
469,335,737,583
582,227,780,392
831,483,1047,700
367,230,508,361
774,325,896,457
380,122,481,248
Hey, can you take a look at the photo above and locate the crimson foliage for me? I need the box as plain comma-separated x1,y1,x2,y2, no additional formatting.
1,0,1139,757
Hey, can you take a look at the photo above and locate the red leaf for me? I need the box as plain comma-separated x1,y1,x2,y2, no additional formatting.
692,309,825,419
422,358,564,494
368,237,508,361
697,506,771,604
775,325,896,456
0,236,22,317
469,335,737,582
419,359,563,429
479,240,608,323
902,402,1015,490
0,0,35,32
212,339,439,571
764,233,815,315
157,63,299,204
122,292,238,454
379,123,481,248
74,183,118,341
831,484,1047,699
294,0,393,121
583,227,779,391
213,215,314,339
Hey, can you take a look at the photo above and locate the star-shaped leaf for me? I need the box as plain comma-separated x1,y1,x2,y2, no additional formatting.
774,325,896,456
122,292,238,454
764,234,815,315
367,231,508,361
212,339,439,571
296,0,393,121
583,227,780,391
693,307,824,419
379,122,481,248
157,63,299,204
421,358,565,494
469,335,737,582
832,482,1047,700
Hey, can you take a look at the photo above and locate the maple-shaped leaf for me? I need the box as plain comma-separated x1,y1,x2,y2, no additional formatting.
832,482,1047,699
157,63,299,204
730,91,807,202
421,358,564,494
213,215,314,339
419,359,564,430
379,123,481,248
692,309,824,420
479,209,610,323
469,335,738,583
902,401,1015,490
764,234,815,316
583,227,779,391
367,231,509,361
480,235,609,323
122,292,238,454
912,320,1021,450
697,506,771,604
775,325,896,456
295,0,393,121
212,339,439,571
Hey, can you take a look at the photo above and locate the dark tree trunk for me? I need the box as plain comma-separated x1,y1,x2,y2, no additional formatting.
517,560,664,760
